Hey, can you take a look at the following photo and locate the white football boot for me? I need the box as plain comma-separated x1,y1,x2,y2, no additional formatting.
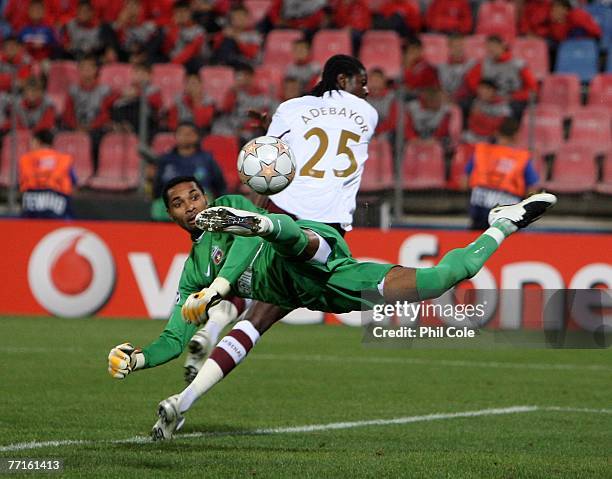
195,207,273,236
183,328,213,385
488,193,557,229
151,394,185,441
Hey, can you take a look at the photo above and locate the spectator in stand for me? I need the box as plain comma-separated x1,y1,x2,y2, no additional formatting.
151,121,227,220
403,38,439,96
162,0,208,73
404,86,452,148
332,0,371,52
519,0,552,37
0,93,11,133
438,34,474,102
285,39,321,94
63,55,117,169
92,0,127,24
4,0,55,32
372,0,421,38
263,0,328,37
18,0,57,62
0,37,33,92
547,0,601,43
19,130,77,219
111,63,162,138
463,118,539,230
61,0,104,60
213,63,273,144
425,0,472,34
465,35,537,120
212,5,263,67
367,68,397,138
280,76,302,101
14,77,57,133
463,79,511,144
142,0,175,27
167,74,215,132
191,0,228,34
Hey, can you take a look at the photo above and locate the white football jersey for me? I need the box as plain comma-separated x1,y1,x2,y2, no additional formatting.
267,90,378,230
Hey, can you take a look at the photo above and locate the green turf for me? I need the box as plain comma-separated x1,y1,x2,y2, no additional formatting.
1,316,611,478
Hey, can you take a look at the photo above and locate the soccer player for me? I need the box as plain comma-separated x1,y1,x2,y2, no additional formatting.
183,54,377,382
104,176,555,440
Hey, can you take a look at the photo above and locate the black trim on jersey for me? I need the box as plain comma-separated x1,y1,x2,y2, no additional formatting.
277,129,290,139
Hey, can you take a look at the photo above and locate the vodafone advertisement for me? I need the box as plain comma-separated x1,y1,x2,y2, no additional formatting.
1,219,611,328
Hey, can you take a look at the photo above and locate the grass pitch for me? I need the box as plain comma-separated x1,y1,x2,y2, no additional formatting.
0,316,611,478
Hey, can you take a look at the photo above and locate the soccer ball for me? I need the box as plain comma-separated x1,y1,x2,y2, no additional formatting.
237,136,296,195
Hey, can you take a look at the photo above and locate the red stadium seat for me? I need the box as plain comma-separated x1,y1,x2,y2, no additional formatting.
448,143,474,190
421,34,449,66
512,37,550,81
476,1,516,43
151,132,176,156
402,141,446,189
152,63,186,109
463,35,487,62
360,136,394,192
99,63,134,92
53,131,92,186
202,135,241,191
588,74,612,112
539,74,582,117
254,65,284,97
0,130,31,186
360,30,403,78
568,107,611,152
517,105,564,154
544,142,598,193
311,29,352,66
263,29,303,68
243,0,273,27
88,133,140,191
47,61,79,96
199,66,235,109
596,157,612,194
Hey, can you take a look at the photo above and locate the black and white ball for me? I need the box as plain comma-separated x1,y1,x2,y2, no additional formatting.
237,136,296,195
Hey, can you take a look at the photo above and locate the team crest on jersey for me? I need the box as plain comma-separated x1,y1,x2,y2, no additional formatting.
211,246,224,265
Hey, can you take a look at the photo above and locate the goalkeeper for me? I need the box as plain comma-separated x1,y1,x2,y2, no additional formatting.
107,176,556,440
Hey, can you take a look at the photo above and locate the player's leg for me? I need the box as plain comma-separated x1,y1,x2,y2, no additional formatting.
152,302,290,440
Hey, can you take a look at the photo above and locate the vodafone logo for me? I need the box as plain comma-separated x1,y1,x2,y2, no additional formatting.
28,227,115,317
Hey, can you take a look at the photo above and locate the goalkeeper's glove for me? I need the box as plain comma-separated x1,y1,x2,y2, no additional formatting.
182,277,230,326
108,343,145,379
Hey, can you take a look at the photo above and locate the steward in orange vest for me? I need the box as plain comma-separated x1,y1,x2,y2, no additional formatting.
19,130,76,218
464,118,539,230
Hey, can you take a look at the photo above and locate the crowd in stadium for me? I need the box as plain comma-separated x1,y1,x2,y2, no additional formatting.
1,0,611,205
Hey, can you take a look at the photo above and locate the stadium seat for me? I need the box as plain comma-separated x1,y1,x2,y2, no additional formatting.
254,65,284,97
511,37,550,81
0,130,31,186
201,135,241,191
53,132,92,186
402,141,446,190
555,39,598,82
476,1,516,43
88,133,140,191
152,63,186,109
586,4,612,50
199,66,235,109
463,35,487,62
244,0,273,27
517,105,564,154
360,30,403,78
588,74,612,111
311,29,352,66
544,143,598,193
99,63,134,92
448,143,474,190
263,29,303,68
596,157,612,194
360,136,394,192
568,107,611,152
420,33,449,66
47,61,78,96
539,74,582,117
151,132,176,156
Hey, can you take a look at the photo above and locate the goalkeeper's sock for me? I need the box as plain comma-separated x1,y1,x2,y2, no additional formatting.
415,219,515,300
262,213,309,257
177,320,261,414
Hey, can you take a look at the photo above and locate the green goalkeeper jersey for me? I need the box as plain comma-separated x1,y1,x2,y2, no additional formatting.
142,195,393,368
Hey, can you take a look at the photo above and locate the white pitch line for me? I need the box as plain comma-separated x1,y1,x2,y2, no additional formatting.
4,404,612,453
250,353,612,372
